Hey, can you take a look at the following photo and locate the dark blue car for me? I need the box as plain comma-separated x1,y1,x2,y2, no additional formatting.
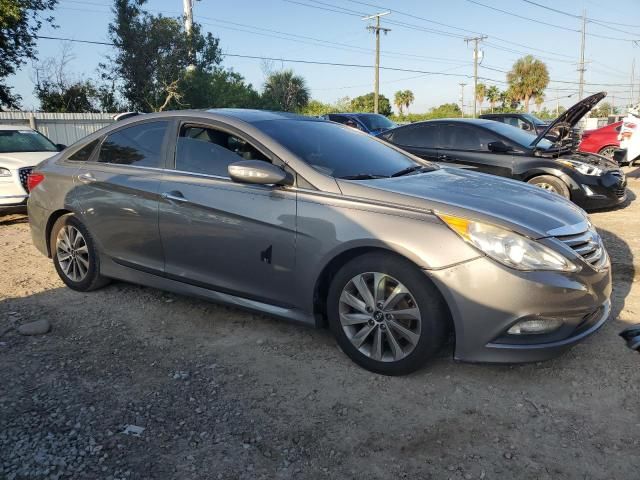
321,113,397,135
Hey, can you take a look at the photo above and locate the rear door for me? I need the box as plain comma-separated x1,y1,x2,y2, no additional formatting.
438,123,515,177
74,120,170,272
157,119,297,307
382,123,442,163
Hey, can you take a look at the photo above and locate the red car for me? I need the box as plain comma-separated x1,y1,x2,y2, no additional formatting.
578,121,621,158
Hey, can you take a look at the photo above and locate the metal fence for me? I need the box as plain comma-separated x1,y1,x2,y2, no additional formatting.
0,112,114,146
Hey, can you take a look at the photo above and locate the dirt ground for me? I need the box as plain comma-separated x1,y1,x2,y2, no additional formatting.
1,168,639,480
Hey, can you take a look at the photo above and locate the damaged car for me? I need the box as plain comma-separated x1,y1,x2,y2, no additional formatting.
379,92,626,210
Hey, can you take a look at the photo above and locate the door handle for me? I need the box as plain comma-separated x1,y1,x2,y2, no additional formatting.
161,191,188,203
77,172,96,183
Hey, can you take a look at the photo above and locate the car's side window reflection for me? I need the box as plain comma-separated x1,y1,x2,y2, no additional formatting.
175,125,270,177
98,121,168,167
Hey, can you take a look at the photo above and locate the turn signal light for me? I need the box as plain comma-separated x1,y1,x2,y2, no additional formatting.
27,173,45,192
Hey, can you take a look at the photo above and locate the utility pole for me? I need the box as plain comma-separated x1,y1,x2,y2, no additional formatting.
632,58,636,109
459,82,467,117
363,11,391,114
577,9,587,100
184,0,195,71
464,35,487,118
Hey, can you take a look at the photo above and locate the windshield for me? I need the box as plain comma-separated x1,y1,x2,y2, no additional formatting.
355,114,397,131
521,113,547,126
481,121,553,150
0,129,58,153
257,119,419,178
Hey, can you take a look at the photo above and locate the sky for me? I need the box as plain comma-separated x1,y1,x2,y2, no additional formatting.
8,0,640,113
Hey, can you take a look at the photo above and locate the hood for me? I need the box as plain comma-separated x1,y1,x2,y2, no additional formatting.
338,168,587,239
0,151,57,169
532,91,606,149
562,151,619,170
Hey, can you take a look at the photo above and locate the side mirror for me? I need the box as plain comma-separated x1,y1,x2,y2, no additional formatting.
487,141,512,153
228,160,293,186
56,143,67,151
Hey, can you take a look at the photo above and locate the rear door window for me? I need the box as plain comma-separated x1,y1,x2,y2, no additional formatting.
389,124,440,148
98,121,169,168
440,125,500,151
175,125,270,178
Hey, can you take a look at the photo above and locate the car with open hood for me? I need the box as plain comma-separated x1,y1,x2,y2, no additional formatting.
27,109,611,375
379,92,626,210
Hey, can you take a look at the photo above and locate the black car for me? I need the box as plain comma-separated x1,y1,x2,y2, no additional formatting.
479,112,548,135
321,113,397,135
379,92,626,210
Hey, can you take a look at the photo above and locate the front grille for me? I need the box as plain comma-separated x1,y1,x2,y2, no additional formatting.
615,186,626,198
18,167,33,193
556,228,607,269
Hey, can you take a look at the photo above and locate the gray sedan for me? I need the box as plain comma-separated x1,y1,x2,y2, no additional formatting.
27,110,611,375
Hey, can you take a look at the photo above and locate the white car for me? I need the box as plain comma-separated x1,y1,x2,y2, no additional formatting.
0,125,61,208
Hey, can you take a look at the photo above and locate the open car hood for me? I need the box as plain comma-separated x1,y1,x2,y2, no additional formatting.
531,91,606,149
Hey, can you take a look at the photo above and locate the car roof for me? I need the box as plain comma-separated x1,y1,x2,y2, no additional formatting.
402,118,496,127
207,108,322,123
0,124,34,131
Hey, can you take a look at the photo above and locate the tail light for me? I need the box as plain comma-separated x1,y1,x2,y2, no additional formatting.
623,122,637,130
27,172,45,192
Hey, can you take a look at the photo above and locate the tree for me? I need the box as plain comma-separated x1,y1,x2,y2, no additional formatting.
486,85,500,113
1,0,58,109
591,102,617,118
506,55,549,112
394,90,405,115
534,93,544,112
475,83,486,114
106,0,222,112
181,69,262,109
402,89,414,114
350,92,392,116
262,69,310,112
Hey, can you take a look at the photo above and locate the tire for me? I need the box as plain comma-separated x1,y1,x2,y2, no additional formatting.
527,175,570,198
327,252,449,375
597,146,617,159
50,213,110,291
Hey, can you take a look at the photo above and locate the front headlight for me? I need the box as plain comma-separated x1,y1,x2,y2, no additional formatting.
558,160,602,176
438,214,577,272
0,167,11,177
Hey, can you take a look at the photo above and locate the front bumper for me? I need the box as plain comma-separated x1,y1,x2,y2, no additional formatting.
427,255,611,363
570,170,627,210
0,167,31,207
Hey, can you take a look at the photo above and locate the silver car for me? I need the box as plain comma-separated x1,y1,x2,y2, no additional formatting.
27,110,612,375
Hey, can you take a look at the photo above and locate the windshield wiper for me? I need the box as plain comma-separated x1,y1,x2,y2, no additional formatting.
390,165,432,177
340,174,389,180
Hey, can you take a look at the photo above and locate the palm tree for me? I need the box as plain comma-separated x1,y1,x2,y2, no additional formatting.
475,83,486,115
486,85,500,113
394,90,405,116
506,55,549,112
262,70,310,112
402,89,415,114
534,94,544,112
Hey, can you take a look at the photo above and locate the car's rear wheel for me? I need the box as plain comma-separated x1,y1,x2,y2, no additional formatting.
327,252,448,375
50,214,109,291
527,175,570,198
597,146,617,158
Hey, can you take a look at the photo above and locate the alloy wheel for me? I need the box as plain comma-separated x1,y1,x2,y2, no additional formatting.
56,225,90,282
599,146,616,158
339,272,422,362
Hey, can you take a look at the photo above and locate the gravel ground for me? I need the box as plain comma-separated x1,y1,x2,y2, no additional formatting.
1,167,639,480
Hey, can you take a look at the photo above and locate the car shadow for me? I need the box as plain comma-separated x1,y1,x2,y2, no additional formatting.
0,211,28,226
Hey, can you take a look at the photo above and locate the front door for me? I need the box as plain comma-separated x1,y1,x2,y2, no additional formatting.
74,120,170,272
438,123,514,177
158,121,297,307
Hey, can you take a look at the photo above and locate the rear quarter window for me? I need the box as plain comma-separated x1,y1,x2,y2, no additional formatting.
67,139,100,161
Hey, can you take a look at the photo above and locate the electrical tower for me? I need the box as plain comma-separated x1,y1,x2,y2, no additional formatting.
464,35,487,118
363,11,391,114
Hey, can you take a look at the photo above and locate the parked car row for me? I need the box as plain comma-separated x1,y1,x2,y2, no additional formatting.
23,100,616,375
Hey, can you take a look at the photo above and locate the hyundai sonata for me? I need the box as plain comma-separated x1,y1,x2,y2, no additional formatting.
27,110,611,375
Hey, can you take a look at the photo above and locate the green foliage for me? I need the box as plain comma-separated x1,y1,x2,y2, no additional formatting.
475,83,486,111
393,90,415,115
262,69,310,112
181,69,262,109
105,0,222,112
590,102,618,118
506,55,549,112
485,85,500,112
350,92,392,116
0,0,58,109
300,97,352,116
390,103,461,122
36,80,98,113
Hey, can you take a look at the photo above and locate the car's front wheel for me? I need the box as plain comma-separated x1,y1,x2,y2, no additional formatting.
598,146,617,159
527,175,570,198
50,214,109,291
327,252,449,375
